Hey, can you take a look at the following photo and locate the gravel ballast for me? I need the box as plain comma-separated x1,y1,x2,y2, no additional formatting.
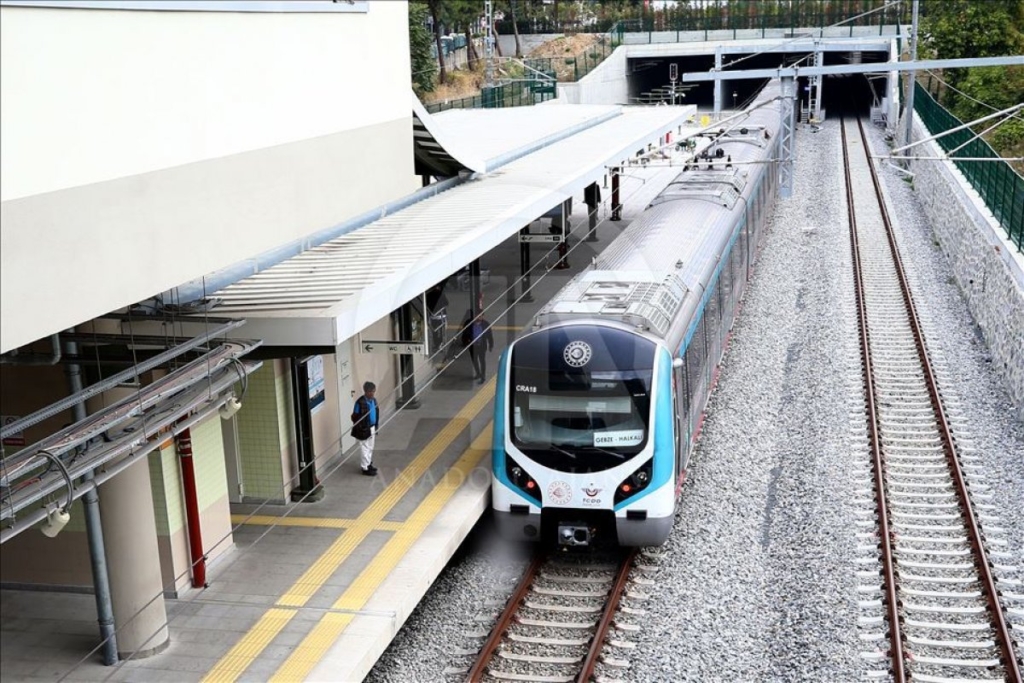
366,117,1024,683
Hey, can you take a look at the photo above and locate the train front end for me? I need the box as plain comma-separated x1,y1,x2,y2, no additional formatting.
492,323,677,548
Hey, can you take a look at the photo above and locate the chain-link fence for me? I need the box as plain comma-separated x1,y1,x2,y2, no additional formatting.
914,83,1024,252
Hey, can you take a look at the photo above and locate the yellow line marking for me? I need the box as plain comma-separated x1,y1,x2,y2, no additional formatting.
202,377,495,683
201,608,296,682
269,425,493,682
230,514,403,532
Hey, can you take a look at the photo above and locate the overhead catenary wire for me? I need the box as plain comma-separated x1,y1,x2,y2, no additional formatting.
51,161,678,682
720,1,902,72
922,69,1024,122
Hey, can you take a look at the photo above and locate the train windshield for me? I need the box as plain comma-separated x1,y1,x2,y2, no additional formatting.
509,327,655,473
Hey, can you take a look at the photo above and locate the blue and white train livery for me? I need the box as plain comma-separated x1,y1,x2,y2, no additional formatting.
493,81,786,547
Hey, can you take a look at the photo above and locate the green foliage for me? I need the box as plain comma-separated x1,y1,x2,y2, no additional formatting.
920,0,1022,62
954,65,1024,122
920,1,1024,162
409,2,437,94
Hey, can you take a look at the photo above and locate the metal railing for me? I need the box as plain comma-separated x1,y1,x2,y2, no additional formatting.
424,81,554,114
559,34,616,82
497,0,908,39
914,83,1024,252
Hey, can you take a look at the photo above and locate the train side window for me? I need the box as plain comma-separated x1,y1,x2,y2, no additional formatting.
730,230,740,297
720,251,733,325
753,185,761,227
684,324,705,411
705,280,720,363
738,223,748,280
749,197,756,231
706,279,719,329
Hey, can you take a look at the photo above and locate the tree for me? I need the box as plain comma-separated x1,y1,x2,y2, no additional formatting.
446,0,484,70
509,0,522,58
920,0,1023,96
426,0,447,83
920,0,1024,161
409,2,437,94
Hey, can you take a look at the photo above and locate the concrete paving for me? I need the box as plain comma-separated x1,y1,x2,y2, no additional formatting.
0,157,688,683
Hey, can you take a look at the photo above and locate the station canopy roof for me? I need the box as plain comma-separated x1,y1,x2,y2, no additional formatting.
209,100,696,347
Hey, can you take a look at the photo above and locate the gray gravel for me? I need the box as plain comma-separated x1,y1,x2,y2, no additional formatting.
366,117,1024,683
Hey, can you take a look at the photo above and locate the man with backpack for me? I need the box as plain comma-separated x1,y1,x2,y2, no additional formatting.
351,381,379,476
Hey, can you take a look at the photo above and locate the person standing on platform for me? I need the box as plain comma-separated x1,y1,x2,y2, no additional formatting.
584,182,601,242
351,381,379,476
461,312,494,384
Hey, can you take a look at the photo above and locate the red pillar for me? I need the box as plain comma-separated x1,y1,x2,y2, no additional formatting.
176,428,207,588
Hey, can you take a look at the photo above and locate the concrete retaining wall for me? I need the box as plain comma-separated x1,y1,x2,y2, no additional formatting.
496,33,557,57
905,114,1024,415
557,46,629,105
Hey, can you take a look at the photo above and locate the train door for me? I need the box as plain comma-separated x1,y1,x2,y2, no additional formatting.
674,361,689,479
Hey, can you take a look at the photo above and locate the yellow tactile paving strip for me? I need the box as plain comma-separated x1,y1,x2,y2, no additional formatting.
201,377,495,683
231,514,404,532
270,425,492,681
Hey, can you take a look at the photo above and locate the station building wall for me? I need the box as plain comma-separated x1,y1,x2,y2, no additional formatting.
0,1,417,353
0,412,232,596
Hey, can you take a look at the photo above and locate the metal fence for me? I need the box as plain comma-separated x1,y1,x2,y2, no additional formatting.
561,35,616,82
496,0,908,36
423,82,555,115
914,83,1024,252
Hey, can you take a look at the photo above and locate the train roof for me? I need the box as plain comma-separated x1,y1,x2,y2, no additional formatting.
528,79,785,347
533,270,687,338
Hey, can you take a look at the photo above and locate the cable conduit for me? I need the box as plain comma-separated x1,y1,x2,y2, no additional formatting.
0,357,261,521
0,319,246,440
0,339,259,482
0,394,240,544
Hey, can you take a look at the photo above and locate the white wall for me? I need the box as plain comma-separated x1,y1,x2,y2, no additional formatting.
558,46,629,105
0,2,417,353
0,3,408,201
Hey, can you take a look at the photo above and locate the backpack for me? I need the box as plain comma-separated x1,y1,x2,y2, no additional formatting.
351,396,373,441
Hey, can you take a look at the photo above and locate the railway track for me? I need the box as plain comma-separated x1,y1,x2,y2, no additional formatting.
456,548,654,683
842,116,1022,682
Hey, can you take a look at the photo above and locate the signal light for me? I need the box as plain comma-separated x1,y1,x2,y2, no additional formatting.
615,459,654,505
505,454,541,504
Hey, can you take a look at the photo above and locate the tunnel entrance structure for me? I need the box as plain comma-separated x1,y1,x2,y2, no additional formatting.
559,34,899,127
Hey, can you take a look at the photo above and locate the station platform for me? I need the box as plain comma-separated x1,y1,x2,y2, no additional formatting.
0,157,689,683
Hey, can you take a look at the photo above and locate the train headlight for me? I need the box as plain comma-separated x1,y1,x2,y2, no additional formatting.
614,460,654,505
505,455,541,504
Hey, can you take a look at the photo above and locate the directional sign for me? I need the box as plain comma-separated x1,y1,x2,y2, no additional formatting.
362,341,426,355
519,233,563,243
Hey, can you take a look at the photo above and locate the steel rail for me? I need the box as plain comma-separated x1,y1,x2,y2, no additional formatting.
466,550,636,683
466,553,546,682
842,117,907,683
576,549,637,683
855,117,1021,682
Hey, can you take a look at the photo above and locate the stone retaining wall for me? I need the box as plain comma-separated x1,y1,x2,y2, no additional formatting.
905,114,1024,416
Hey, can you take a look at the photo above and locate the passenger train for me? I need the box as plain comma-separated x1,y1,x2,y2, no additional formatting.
492,81,785,547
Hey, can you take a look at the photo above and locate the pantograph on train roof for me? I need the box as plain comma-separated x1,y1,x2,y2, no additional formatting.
535,271,687,337
652,166,748,210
